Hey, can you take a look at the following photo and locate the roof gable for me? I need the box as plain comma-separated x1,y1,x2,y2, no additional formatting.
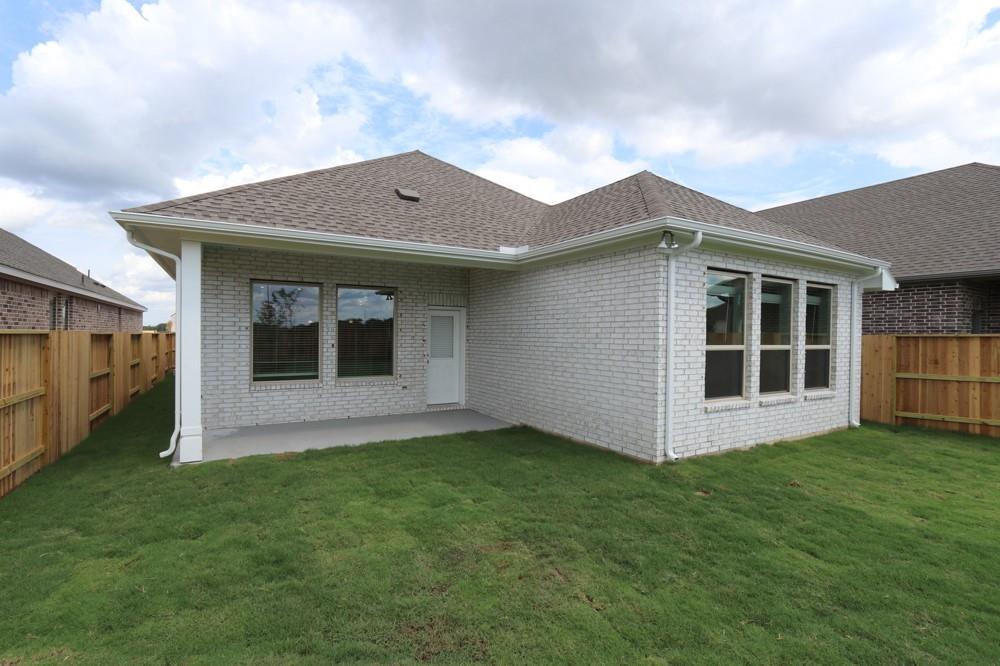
758,163,1000,279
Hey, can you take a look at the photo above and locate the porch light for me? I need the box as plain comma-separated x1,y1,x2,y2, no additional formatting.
659,231,680,250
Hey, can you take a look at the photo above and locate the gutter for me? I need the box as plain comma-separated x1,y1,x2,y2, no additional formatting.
110,210,891,274
659,230,703,462
126,231,181,460
0,262,146,312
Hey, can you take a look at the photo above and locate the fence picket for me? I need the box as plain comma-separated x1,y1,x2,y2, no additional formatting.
861,334,1000,437
0,330,174,498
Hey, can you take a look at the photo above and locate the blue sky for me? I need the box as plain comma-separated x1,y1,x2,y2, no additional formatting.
1,0,999,325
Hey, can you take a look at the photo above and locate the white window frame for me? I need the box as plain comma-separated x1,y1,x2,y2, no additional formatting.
804,282,834,391
705,269,748,401
759,277,795,395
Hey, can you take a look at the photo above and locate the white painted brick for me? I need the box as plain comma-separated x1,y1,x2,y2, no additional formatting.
200,242,862,463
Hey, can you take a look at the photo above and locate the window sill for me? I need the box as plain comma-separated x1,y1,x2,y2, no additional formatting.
804,390,836,401
759,394,798,407
703,398,752,413
335,376,398,387
250,379,323,392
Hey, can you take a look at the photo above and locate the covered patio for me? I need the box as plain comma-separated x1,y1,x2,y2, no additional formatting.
193,409,510,463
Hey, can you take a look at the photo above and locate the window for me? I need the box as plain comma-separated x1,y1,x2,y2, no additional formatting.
251,282,320,382
805,284,833,389
705,272,746,399
337,286,395,377
760,279,793,393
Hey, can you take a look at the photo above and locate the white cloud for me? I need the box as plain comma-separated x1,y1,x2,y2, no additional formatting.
0,0,369,199
350,0,1000,167
0,181,52,230
476,127,647,203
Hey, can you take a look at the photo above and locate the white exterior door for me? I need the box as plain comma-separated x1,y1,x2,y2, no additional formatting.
427,308,463,405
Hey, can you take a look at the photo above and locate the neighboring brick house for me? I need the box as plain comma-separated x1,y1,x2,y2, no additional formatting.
114,150,893,464
759,163,1000,334
0,228,145,331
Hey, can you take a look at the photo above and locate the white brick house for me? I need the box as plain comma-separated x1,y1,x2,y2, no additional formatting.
113,151,895,464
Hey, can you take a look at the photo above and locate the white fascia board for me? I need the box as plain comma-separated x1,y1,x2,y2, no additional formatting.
515,214,891,272
111,209,891,275
656,216,892,271
0,262,147,311
112,211,518,267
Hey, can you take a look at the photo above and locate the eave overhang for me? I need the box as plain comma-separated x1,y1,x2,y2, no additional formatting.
111,210,895,286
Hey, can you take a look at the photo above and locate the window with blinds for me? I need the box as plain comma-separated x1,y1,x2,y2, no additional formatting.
430,316,454,358
251,282,321,382
337,286,395,377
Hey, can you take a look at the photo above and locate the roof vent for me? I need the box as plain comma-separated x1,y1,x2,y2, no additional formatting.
395,187,420,202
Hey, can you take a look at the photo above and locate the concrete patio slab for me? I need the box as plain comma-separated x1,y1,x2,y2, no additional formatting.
194,409,511,463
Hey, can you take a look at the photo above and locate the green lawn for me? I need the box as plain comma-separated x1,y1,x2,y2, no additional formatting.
1,378,998,664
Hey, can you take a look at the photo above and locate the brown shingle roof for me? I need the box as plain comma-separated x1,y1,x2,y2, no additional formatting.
758,163,1000,280
0,228,143,309
125,150,851,255
524,170,839,248
127,151,544,251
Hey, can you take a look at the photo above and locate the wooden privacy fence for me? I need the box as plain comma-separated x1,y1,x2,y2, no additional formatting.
0,330,174,497
861,334,1000,437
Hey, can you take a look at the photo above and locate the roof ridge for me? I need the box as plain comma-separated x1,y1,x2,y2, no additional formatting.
633,170,655,219
131,150,423,214
413,150,550,208
549,170,649,208
640,170,857,252
758,162,996,213
518,171,651,245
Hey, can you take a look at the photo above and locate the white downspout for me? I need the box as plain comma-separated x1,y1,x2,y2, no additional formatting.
127,231,181,459
659,230,703,461
848,266,883,427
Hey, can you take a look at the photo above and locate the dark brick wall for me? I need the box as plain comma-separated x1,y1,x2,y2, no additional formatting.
863,278,1000,334
65,296,143,332
977,280,1000,332
0,276,143,332
0,277,51,329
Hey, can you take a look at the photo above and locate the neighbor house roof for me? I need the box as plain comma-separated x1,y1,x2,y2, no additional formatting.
124,150,850,255
758,163,1000,280
0,228,144,310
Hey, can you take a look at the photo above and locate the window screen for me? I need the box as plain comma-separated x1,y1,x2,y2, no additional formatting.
337,286,395,377
706,273,746,399
251,282,320,382
805,285,833,389
760,280,792,393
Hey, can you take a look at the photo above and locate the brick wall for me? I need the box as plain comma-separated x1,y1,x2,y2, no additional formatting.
200,245,469,430
0,275,142,332
669,248,859,459
0,277,51,329
863,279,1000,334
467,246,665,462
200,243,862,461
981,280,1000,332
63,296,143,332
468,245,860,462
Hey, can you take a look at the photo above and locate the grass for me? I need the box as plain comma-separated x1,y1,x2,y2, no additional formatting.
1,378,998,664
